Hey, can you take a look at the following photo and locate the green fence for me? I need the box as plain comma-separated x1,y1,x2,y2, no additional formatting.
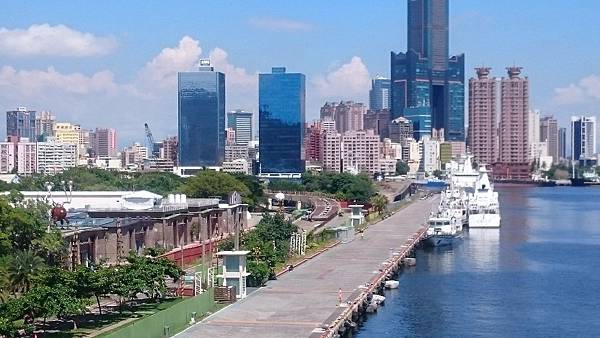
102,289,216,338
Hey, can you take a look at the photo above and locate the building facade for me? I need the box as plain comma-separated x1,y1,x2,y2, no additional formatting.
321,130,342,173
369,76,391,111
91,128,117,158
363,109,391,140
390,0,465,141
558,127,567,160
389,116,414,146
468,67,498,165
571,116,597,161
540,116,559,163
259,67,305,175
0,143,15,174
7,107,37,141
320,101,365,134
341,130,381,174
499,67,529,165
304,120,323,163
17,141,37,174
36,140,77,174
178,60,226,167
35,111,56,141
227,110,253,146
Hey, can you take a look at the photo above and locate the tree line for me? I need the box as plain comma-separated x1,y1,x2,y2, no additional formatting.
0,196,183,336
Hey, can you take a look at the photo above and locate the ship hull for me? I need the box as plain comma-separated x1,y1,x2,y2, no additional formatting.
468,214,501,228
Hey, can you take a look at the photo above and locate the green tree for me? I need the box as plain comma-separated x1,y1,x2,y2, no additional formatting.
21,284,88,330
131,171,184,196
72,265,114,315
230,173,266,208
8,250,45,293
370,194,388,214
0,258,10,304
432,169,443,179
395,160,410,175
182,170,251,200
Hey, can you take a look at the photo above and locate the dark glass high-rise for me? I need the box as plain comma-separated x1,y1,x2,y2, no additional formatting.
259,67,305,175
178,60,225,167
391,0,465,141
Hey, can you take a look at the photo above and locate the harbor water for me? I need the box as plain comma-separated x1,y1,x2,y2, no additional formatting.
357,185,600,337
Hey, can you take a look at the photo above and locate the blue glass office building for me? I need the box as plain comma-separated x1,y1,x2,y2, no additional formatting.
178,62,225,167
6,108,36,140
259,67,305,174
390,0,465,141
369,77,391,111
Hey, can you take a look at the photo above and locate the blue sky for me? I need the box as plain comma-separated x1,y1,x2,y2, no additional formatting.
1,0,599,145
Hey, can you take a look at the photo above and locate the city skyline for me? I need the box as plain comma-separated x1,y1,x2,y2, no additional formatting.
1,1,599,145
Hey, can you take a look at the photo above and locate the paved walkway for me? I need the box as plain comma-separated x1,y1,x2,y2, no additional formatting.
177,196,438,338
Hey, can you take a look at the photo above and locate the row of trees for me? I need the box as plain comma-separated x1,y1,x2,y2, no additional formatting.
268,172,377,203
0,167,267,209
0,254,183,336
0,196,184,336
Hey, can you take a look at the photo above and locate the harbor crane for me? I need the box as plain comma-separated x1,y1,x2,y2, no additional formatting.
144,122,157,158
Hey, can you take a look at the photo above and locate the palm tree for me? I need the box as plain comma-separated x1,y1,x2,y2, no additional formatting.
0,261,10,303
370,194,388,214
8,250,45,293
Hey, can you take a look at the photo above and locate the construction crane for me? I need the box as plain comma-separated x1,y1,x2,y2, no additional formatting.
144,123,157,158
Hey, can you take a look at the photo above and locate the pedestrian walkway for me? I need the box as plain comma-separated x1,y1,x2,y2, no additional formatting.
176,196,438,338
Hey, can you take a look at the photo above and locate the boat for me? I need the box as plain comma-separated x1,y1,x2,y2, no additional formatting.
425,212,463,247
467,166,501,228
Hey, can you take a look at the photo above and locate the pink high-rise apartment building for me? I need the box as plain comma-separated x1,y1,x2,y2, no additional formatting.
304,121,323,163
92,128,118,157
341,129,380,174
496,67,530,179
319,101,365,133
468,67,498,165
321,130,341,172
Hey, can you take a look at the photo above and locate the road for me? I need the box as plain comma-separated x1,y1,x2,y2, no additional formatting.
176,195,439,338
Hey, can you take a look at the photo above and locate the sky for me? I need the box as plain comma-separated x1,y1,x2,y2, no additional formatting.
1,0,599,146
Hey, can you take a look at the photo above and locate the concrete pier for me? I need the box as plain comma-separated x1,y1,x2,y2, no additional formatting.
177,196,438,338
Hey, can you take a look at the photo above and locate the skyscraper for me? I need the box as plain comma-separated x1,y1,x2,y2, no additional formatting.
571,116,597,162
259,67,305,175
499,67,529,165
558,127,567,160
319,101,365,133
35,111,56,141
468,67,498,165
369,76,391,111
91,128,117,157
6,107,36,141
363,109,391,139
227,110,253,146
178,60,225,167
391,0,465,141
540,116,559,163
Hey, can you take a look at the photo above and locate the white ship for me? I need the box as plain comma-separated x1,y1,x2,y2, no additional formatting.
467,166,501,228
425,211,463,247
440,186,469,226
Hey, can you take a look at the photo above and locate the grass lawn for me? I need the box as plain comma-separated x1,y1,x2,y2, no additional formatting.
44,298,186,338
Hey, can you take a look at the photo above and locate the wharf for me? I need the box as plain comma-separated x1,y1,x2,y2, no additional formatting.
177,196,439,338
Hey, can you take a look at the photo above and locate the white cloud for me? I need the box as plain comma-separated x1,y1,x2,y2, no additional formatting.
209,47,255,88
0,24,116,57
553,74,600,105
0,66,120,96
0,36,260,143
248,17,314,32
137,36,202,89
312,56,371,99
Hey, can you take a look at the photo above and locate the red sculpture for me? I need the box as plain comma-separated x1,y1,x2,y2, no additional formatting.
51,204,69,225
